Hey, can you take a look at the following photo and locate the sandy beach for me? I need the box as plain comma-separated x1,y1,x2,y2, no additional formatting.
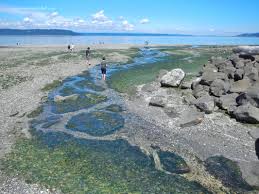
0,44,259,193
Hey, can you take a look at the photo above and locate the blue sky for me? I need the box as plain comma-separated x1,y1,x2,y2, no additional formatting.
0,0,259,35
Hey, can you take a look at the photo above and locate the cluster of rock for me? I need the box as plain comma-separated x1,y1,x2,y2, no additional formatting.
158,46,259,124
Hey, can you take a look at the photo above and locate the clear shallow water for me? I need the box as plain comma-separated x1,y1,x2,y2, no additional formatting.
1,35,259,45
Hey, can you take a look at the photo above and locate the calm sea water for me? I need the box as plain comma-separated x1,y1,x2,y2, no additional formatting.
0,35,259,46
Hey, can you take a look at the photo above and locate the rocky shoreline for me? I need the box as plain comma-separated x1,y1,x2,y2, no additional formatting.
125,46,259,192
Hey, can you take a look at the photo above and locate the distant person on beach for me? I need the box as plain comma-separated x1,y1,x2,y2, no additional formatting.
101,57,107,80
86,47,91,65
67,44,74,52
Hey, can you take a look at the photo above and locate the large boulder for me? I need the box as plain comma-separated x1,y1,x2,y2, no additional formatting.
232,104,259,124
200,71,226,86
210,79,230,97
194,95,215,114
180,80,192,89
218,93,238,110
236,86,259,108
192,84,209,98
160,68,185,87
179,107,204,127
233,46,259,55
222,65,236,79
229,78,252,93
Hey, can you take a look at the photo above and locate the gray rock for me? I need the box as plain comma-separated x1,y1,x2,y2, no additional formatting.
194,95,215,114
160,68,185,87
149,96,167,107
234,69,244,81
233,46,259,55
200,71,226,86
236,86,259,108
244,65,259,81
54,94,79,103
192,84,209,98
229,78,252,93
210,79,230,97
228,54,241,66
182,94,196,105
180,80,191,89
232,103,259,124
179,107,204,127
222,65,236,79
218,93,238,110
202,63,218,73
191,77,201,90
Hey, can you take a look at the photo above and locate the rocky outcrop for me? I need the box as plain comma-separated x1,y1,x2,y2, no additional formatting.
184,47,259,123
160,68,185,87
232,104,259,124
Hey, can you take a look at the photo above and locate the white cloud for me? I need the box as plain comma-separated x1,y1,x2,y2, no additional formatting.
49,11,59,18
122,20,134,31
140,18,149,24
209,28,215,32
91,10,113,26
23,17,33,23
0,6,140,32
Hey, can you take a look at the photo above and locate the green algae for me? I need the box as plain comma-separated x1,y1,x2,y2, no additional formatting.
90,48,140,64
59,86,80,96
41,80,62,92
105,104,123,112
51,93,107,114
1,131,211,194
205,156,254,192
75,79,105,92
27,105,44,118
109,46,232,94
158,150,190,174
66,111,124,136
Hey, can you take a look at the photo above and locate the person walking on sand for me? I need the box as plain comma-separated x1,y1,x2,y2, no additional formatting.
101,57,107,80
86,47,91,65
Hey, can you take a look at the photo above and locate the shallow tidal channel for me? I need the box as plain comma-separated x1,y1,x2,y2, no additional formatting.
1,48,216,193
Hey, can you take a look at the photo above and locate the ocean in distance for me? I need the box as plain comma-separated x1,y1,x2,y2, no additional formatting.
0,35,259,46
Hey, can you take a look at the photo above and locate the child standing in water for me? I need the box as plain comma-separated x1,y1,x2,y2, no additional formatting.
101,57,107,80
85,47,91,65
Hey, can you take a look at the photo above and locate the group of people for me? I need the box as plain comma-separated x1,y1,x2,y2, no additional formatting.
85,47,107,81
66,45,107,80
